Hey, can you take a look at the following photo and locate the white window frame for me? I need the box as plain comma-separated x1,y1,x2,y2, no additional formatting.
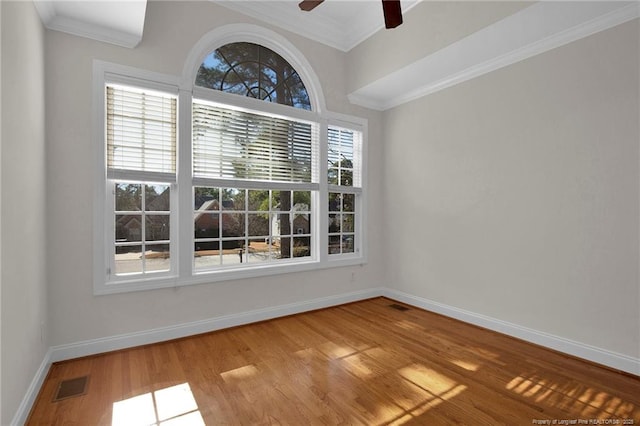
93,62,182,294
108,180,176,281
93,27,367,295
326,120,365,260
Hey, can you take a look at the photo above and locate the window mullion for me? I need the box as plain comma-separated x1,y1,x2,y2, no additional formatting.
178,89,193,279
106,181,116,278
107,170,176,184
141,184,147,273
192,177,318,192
327,185,362,194
326,122,363,260
318,120,329,263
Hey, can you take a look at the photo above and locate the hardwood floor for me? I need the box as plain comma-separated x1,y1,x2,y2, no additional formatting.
27,297,640,425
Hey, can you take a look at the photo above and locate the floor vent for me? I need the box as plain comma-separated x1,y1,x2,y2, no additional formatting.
53,376,89,402
389,303,410,311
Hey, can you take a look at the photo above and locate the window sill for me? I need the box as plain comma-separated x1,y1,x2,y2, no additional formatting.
95,255,367,295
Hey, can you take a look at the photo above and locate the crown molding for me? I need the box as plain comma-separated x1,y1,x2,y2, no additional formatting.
43,14,143,48
349,1,640,111
215,0,420,52
33,0,147,48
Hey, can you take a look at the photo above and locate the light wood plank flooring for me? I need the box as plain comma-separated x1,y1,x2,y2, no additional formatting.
27,297,640,425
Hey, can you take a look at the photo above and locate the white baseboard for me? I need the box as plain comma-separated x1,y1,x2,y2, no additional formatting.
11,287,381,425
13,286,639,424
49,287,383,363
382,288,640,376
11,348,53,426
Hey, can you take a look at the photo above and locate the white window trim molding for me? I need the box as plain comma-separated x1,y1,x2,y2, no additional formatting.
325,112,368,264
93,25,367,296
92,61,180,295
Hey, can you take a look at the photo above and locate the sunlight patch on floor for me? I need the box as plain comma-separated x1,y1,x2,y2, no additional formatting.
506,375,551,397
220,364,259,383
318,341,358,359
112,393,156,425
387,413,415,425
159,411,207,426
408,382,467,417
112,383,204,426
506,374,639,419
340,353,375,378
389,363,468,424
155,383,200,422
450,359,479,371
399,364,459,395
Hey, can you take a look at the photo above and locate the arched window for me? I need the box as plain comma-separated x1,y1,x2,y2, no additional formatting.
191,42,317,268
94,25,365,294
195,42,311,110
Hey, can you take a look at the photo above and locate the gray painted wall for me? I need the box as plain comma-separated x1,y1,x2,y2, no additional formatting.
2,0,639,421
44,0,385,348
1,2,48,424
382,20,640,358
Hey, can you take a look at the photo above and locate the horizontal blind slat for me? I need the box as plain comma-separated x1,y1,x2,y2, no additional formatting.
193,101,315,183
328,125,361,188
107,85,177,174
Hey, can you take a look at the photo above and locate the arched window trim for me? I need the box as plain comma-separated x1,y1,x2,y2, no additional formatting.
181,24,326,115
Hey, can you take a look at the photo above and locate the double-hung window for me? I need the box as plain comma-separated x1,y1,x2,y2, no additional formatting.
95,39,365,294
105,84,177,281
328,125,362,256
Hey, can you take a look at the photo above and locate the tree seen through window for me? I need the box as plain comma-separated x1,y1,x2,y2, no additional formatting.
196,42,311,110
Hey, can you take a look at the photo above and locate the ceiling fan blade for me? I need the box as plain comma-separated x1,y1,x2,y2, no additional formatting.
382,0,403,29
299,0,324,12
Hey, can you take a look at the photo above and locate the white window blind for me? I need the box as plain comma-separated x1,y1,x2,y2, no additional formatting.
106,85,177,174
328,126,362,188
192,101,316,183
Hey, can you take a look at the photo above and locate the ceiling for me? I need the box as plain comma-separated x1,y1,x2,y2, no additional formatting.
33,1,639,110
349,1,640,110
33,0,420,51
216,0,420,52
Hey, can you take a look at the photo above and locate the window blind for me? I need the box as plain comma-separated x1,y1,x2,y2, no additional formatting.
192,101,315,183
106,85,177,174
328,126,362,187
